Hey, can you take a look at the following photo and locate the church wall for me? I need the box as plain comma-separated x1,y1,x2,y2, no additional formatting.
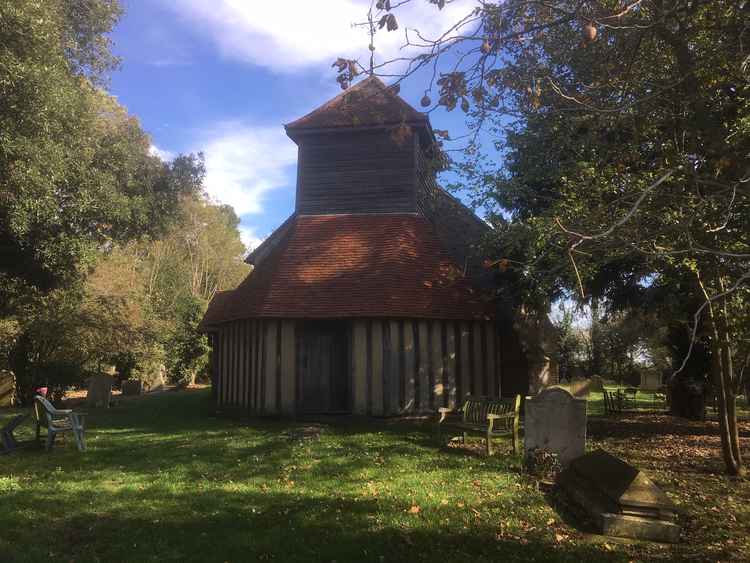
295,129,417,215
212,318,508,416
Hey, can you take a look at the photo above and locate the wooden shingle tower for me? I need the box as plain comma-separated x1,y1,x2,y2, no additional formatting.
201,77,543,415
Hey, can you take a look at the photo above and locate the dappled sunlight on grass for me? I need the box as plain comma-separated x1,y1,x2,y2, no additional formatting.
3,389,748,561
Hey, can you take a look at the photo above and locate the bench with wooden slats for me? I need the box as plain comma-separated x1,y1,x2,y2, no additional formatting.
437,395,522,455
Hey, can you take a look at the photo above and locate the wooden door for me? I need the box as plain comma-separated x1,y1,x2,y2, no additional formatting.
298,321,349,413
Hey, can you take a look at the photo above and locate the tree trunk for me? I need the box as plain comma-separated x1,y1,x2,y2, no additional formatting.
590,297,602,377
705,297,744,476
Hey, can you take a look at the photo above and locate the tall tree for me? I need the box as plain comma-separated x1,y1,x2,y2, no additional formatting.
1,0,192,303
348,1,750,475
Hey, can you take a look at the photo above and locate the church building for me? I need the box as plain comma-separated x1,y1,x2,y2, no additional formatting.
200,76,553,416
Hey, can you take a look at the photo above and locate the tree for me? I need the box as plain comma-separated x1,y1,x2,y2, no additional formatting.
348,1,750,475
1,0,193,304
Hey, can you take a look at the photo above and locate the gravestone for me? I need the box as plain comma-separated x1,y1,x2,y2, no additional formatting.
558,449,680,542
121,379,143,396
525,387,586,467
86,374,113,408
640,370,662,390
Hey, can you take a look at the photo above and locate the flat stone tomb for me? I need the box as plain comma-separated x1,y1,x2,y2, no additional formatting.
558,449,680,543
525,387,586,467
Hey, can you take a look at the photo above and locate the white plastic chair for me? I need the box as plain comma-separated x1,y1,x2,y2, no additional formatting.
32,395,87,452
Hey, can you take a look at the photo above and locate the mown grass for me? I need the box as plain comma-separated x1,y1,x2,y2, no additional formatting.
1,389,748,562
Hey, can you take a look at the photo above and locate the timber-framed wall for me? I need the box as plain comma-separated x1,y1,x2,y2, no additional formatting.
210,318,503,416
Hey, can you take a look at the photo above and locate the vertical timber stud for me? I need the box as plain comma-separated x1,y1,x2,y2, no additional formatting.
495,324,503,398
234,322,240,406
223,325,231,406
253,319,261,413
216,329,223,405
239,321,247,409
353,320,368,415
370,320,384,416
459,322,471,400
473,321,484,396
264,321,278,414
446,322,456,409
251,319,261,410
276,322,282,410
382,321,391,415
403,321,416,413
248,320,255,412
258,320,265,414
388,320,400,415
234,322,241,406
417,321,430,412
280,320,295,415
485,321,497,398
222,326,230,406
431,321,444,408
229,323,236,405
213,330,220,405
250,320,258,411
480,322,488,397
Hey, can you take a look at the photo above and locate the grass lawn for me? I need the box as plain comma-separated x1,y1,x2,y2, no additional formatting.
1,389,749,562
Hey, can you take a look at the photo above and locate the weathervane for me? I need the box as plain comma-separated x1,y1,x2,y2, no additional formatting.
367,3,376,76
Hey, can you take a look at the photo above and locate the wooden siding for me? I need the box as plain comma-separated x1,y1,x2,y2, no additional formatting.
212,318,503,416
296,130,417,214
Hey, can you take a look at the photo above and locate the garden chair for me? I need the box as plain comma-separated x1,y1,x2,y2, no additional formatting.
32,395,87,452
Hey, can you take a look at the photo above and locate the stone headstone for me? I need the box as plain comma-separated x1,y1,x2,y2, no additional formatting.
525,387,586,467
640,370,662,390
121,379,143,396
558,449,680,543
86,374,113,408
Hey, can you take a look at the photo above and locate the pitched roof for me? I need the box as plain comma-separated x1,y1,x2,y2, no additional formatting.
285,76,428,134
200,214,493,328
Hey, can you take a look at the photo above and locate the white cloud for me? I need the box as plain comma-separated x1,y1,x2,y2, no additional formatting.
165,0,479,72
238,224,265,252
149,144,175,161
200,123,297,217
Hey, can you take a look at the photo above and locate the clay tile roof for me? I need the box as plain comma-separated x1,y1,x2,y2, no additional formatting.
285,76,428,132
200,214,493,328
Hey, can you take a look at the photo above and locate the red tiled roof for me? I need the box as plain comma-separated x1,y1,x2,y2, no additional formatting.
200,214,493,327
285,76,428,133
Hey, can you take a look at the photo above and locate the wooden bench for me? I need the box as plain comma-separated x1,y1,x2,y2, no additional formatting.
437,395,521,455
603,388,638,415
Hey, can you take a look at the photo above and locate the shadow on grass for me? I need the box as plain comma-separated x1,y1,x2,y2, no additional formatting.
1,483,630,563
588,414,750,440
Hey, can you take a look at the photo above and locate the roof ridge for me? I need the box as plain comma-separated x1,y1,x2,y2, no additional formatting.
285,75,426,132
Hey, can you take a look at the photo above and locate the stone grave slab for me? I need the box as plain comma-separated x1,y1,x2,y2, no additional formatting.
525,387,586,467
86,374,113,408
558,449,680,543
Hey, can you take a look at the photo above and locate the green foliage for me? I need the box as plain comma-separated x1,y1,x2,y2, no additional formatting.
376,0,750,473
0,0,194,300
0,1,249,397
166,295,211,386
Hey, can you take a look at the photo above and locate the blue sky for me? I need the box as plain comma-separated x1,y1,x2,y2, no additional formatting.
108,0,483,250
